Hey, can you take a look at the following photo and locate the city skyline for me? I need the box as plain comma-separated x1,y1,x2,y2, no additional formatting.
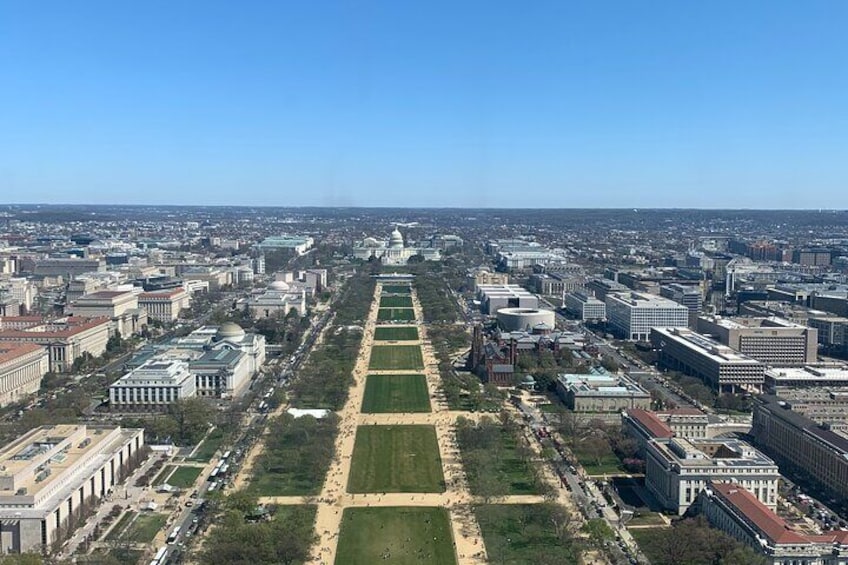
2,1,847,208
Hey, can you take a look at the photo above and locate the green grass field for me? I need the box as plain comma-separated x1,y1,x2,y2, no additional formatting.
377,308,416,321
369,345,424,370
348,425,445,493
362,375,431,413
336,507,456,565
374,326,419,341
166,466,203,488
152,465,176,487
380,295,414,308
188,428,225,462
475,504,579,564
381,285,412,294
104,511,136,541
123,513,168,543
572,439,622,476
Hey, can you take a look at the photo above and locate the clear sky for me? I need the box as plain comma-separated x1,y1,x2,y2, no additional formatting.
1,1,847,208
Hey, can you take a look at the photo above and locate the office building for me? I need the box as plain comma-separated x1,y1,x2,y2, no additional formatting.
764,366,848,392
697,316,817,366
137,288,190,322
659,282,702,326
0,278,36,313
0,344,49,408
530,272,584,297
807,314,848,355
108,359,196,411
0,317,111,373
606,292,689,341
651,327,765,393
32,258,105,278
476,284,538,315
0,425,144,553
699,483,848,565
810,292,848,318
564,290,606,322
67,290,148,337
645,437,779,515
255,235,314,255
751,395,848,504
586,278,629,302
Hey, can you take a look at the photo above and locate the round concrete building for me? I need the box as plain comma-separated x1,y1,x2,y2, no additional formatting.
496,307,556,332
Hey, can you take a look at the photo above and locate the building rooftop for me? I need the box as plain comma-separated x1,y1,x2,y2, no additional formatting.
757,394,848,455
0,425,140,511
708,482,809,545
0,316,110,339
766,365,848,385
650,437,776,469
701,315,807,330
607,291,687,309
625,409,674,439
652,327,762,365
0,343,44,366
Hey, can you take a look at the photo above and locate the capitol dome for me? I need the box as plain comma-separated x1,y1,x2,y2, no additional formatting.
269,280,290,291
217,322,245,341
389,227,404,248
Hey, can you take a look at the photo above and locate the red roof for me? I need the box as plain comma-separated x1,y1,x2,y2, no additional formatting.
710,483,808,545
627,409,673,439
139,289,185,299
0,343,45,365
661,408,705,416
0,317,110,339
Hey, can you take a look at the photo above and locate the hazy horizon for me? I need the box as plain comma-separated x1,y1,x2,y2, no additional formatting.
2,1,847,208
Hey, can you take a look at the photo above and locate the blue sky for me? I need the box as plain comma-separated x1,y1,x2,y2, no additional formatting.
1,1,846,208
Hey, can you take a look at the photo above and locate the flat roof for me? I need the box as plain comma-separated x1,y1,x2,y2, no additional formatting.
0,425,133,503
607,291,687,308
757,395,848,455
652,327,762,365
766,366,848,382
